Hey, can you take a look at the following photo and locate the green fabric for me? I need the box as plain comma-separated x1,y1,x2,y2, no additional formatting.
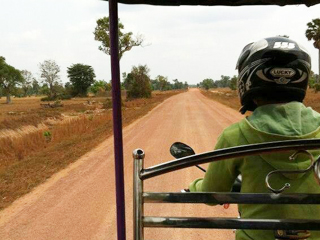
189,102,320,240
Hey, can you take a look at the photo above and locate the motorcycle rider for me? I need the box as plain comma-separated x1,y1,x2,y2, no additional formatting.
189,36,320,240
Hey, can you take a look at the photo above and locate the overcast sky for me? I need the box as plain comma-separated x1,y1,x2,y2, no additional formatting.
1,0,319,85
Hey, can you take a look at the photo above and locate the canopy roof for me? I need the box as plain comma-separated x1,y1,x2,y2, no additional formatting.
113,0,320,6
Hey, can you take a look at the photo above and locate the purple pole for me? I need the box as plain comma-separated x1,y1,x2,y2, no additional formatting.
109,1,126,240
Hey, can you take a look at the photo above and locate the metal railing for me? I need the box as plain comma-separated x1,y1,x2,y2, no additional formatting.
133,139,320,240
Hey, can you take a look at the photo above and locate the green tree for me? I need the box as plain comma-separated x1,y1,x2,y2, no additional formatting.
172,79,182,89
306,18,320,80
123,65,152,99
155,75,170,91
216,75,231,88
64,82,74,97
200,78,215,90
90,80,112,96
94,17,144,60
31,79,40,95
0,57,23,103
67,64,96,97
39,84,50,96
21,70,33,97
39,60,61,98
229,75,238,90
309,70,317,88
90,80,107,95
150,79,160,90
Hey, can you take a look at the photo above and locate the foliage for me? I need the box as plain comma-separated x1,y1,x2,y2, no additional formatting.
306,18,320,81
123,65,152,99
32,79,40,95
173,79,188,90
306,18,320,49
39,60,61,98
43,131,52,142
215,75,231,88
309,71,319,88
40,83,72,101
154,75,171,91
199,75,237,90
64,82,74,97
151,78,188,91
39,84,50,96
94,17,144,60
20,70,34,97
229,75,238,90
67,63,96,97
0,57,24,103
200,78,216,90
314,83,320,93
90,80,112,96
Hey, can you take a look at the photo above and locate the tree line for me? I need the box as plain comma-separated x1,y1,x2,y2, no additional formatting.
2,16,319,102
0,57,187,104
0,58,97,103
199,75,237,90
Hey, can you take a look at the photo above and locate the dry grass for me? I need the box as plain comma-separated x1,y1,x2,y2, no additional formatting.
0,96,106,131
303,90,320,113
0,90,183,209
201,88,241,111
201,88,320,113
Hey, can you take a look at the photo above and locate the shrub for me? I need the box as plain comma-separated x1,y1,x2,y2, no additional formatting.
123,65,152,99
43,130,52,142
314,83,320,93
40,94,72,101
41,96,56,101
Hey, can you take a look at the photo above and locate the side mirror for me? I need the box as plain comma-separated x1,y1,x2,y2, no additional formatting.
170,142,195,159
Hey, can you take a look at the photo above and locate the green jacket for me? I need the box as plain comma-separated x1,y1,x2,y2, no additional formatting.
189,102,320,240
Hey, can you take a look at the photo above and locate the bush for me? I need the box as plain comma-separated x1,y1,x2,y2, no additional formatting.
43,130,52,142
59,94,72,100
123,65,152,100
40,94,72,101
41,96,57,101
314,83,320,93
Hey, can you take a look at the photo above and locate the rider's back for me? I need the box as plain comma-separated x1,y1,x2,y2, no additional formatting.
226,102,320,240
190,37,320,239
190,102,320,239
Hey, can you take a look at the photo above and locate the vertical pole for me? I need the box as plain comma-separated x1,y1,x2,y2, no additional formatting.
318,48,320,83
133,149,145,240
109,1,126,240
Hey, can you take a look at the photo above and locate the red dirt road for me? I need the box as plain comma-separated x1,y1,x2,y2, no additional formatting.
0,89,244,240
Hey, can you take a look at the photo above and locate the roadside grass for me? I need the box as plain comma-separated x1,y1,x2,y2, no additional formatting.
0,90,183,209
201,88,241,111
201,88,320,113
0,96,106,131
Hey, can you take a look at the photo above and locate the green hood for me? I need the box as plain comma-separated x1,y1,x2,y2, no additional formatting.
240,102,320,179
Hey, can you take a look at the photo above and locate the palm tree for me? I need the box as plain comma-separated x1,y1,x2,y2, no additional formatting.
306,18,320,82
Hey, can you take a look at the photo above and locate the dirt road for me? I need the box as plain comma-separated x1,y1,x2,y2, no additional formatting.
0,89,244,240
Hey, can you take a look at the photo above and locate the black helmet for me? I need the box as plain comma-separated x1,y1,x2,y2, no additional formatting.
236,37,311,114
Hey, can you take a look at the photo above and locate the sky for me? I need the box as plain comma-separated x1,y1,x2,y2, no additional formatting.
0,0,319,85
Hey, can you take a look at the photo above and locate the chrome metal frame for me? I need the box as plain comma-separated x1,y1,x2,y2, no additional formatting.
133,149,145,240
133,139,320,239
